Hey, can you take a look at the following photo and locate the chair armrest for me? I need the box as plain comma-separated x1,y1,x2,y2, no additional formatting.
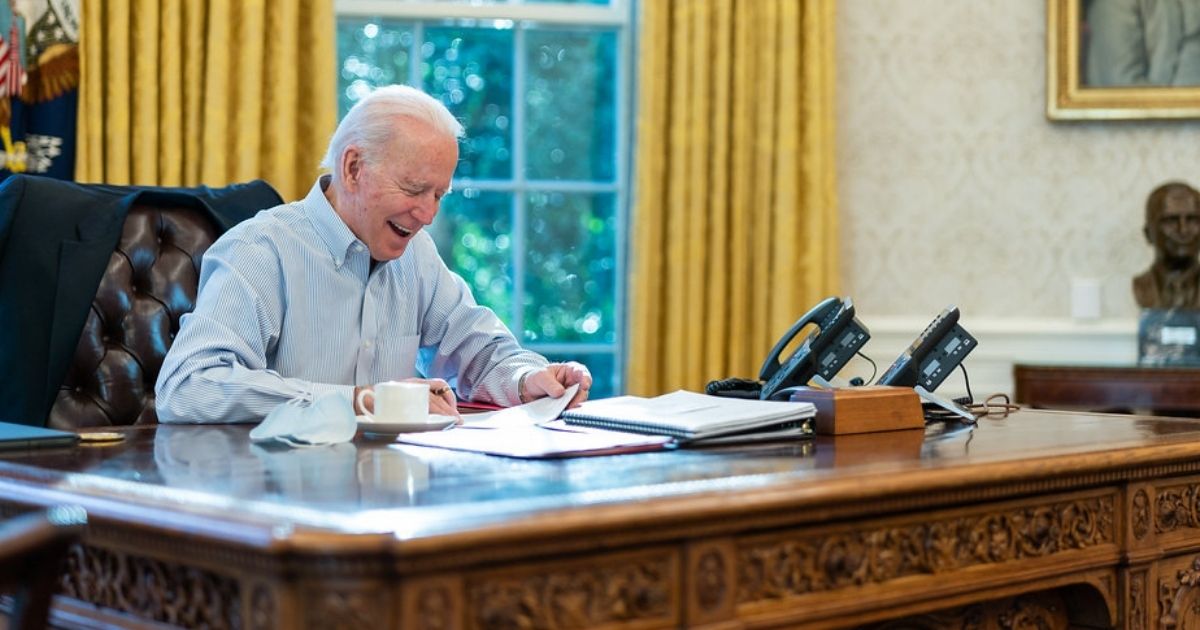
0,506,86,630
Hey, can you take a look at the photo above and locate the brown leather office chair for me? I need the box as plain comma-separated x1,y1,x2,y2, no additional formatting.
0,176,281,429
48,204,222,429
0,506,86,630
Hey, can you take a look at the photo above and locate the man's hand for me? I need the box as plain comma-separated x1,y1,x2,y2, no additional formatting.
354,377,460,419
521,362,592,408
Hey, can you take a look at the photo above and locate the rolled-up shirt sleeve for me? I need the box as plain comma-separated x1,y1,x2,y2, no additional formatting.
155,237,353,424
415,248,547,407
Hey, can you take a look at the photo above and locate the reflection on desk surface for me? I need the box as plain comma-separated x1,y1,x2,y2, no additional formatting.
1,409,1199,538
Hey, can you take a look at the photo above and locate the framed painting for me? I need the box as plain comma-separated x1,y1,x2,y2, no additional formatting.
1047,0,1200,120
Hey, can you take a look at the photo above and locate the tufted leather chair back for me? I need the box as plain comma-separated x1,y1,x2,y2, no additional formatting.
47,204,219,429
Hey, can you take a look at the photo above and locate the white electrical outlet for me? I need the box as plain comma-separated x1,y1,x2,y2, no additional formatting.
1070,278,1102,320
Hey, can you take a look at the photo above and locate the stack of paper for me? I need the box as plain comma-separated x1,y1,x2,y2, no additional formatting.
561,390,816,441
395,389,814,459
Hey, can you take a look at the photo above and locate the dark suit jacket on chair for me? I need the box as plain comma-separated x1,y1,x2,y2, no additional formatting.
0,174,282,427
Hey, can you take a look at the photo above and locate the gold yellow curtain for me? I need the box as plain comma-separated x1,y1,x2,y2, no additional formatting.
628,0,840,396
76,0,335,200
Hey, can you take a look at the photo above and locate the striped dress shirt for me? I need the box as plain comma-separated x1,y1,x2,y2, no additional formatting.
155,177,547,423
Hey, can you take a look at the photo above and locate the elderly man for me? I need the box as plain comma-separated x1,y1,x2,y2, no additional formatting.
156,85,591,423
1133,181,1200,309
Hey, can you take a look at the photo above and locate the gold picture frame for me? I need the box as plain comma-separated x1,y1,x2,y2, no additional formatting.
1047,0,1200,120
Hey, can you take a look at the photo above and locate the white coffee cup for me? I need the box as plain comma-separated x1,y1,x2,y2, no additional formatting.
356,381,429,425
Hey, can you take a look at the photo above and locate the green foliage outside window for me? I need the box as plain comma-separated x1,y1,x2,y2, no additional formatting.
337,17,621,397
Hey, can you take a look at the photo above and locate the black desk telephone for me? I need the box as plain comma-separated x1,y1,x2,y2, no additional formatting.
877,306,977,392
755,296,871,400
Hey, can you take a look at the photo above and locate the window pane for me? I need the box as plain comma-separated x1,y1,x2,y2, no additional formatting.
423,27,514,179
337,11,626,396
542,352,615,399
523,29,617,181
336,18,414,117
429,190,515,322
524,192,616,343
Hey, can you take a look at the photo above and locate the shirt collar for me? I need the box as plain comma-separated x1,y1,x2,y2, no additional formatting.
303,175,365,269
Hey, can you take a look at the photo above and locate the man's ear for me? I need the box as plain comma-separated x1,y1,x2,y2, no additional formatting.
341,146,364,190
1144,224,1155,245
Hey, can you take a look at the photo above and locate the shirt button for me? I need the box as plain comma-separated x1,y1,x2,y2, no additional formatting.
363,341,372,348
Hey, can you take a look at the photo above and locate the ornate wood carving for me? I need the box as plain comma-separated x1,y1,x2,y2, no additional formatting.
467,556,671,629
1134,489,1152,540
1160,556,1200,629
1161,579,1175,628
862,591,1069,629
59,543,240,629
738,495,1115,603
249,584,275,630
415,585,455,630
695,549,726,612
1156,484,1200,534
307,588,386,629
1099,572,1116,601
1130,569,1148,630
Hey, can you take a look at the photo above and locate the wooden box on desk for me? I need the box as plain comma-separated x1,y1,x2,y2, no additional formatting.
789,385,924,435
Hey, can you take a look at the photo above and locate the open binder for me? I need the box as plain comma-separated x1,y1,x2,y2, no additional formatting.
561,390,817,441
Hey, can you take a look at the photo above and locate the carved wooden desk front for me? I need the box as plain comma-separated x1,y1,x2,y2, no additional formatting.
4,410,1200,628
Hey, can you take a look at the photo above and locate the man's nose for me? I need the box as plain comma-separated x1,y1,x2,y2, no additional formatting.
412,193,439,225
1174,218,1200,238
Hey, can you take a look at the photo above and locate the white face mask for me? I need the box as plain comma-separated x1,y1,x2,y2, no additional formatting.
250,391,357,447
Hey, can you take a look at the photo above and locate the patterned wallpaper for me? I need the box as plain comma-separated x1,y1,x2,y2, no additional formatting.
837,0,1200,321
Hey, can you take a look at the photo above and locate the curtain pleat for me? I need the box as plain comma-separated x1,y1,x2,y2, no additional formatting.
182,1,207,185
200,0,232,184
628,0,840,396
158,1,183,185
77,0,102,181
705,0,733,375
77,0,334,200
131,0,159,183
728,0,755,373
628,1,670,392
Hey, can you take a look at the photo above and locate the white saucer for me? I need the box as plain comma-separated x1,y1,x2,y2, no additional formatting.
356,414,457,435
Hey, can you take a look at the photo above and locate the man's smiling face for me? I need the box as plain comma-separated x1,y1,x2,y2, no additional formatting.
337,116,459,261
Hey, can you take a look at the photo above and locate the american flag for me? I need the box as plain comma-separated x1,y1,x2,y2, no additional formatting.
0,25,26,99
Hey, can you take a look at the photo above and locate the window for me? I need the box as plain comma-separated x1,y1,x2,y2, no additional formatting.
335,1,631,398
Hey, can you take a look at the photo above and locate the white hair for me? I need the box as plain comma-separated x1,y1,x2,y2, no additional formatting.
320,85,464,180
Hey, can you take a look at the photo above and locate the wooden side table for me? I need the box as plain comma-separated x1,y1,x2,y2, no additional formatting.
1013,363,1200,415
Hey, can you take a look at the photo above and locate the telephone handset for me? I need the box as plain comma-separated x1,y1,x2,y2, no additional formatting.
877,306,977,391
757,297,871,400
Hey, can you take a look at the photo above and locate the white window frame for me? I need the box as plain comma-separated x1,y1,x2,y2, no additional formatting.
335,0,633,394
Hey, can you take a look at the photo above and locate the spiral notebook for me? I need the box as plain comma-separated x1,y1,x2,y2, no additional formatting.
561,390,816,441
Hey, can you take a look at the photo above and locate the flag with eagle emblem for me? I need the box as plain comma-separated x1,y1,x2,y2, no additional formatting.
0,0,78,180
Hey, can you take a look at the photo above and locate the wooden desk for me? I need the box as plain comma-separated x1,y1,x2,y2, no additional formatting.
1013,363,1200,415
4,412,1200,629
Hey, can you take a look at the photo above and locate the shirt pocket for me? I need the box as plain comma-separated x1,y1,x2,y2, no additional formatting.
376,334,421,381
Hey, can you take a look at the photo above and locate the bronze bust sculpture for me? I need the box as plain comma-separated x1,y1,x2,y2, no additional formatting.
1133,182,1200,309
